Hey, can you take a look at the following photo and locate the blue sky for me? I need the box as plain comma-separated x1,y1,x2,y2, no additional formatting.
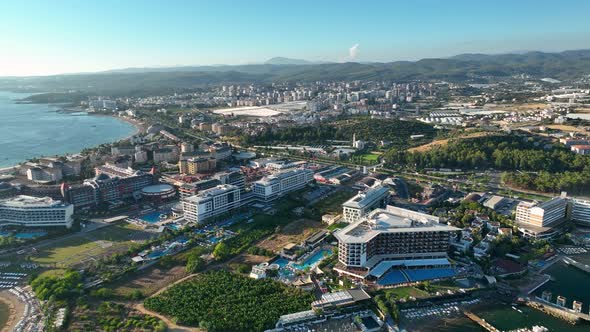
1,0,589,76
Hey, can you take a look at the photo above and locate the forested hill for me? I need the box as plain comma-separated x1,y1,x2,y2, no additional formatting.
241,118,435,148
387,134,589,172
2,49,590,96
385,134,590,195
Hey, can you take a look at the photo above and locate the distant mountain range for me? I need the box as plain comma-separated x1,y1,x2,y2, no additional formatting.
1,50,589,97
264,57,333,65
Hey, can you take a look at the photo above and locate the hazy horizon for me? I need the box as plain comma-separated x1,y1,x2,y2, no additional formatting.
1,0,590,77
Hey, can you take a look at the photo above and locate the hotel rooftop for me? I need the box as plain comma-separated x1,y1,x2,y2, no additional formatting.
255,168,309,185
184,184,238,203
335,206,459,243
0,195,68,208
342,184,389,209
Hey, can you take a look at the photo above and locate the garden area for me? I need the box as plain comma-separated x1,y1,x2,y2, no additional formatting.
144,271,314,331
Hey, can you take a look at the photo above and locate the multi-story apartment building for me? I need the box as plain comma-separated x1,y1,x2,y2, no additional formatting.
178,157,217,174
342,183,390,223
515,196,567,239
214,171,246,193
252,168,314,202
0,195,74,228
334,206,458,273
62,165,154,208
182,184,241,223
178,179,222,199
571,198,590,226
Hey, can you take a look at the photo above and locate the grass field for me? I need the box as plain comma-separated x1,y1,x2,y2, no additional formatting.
377,286,430,300
359,153,380,162
545,124,586,133
311,189,355,215
487,103,551,113
28,223,155,268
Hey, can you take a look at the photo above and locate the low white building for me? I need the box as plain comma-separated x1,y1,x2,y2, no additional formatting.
0,195,74,228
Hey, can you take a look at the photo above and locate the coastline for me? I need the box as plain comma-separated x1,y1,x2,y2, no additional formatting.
0,107,146,174
0,291,24,332
92,112,145,138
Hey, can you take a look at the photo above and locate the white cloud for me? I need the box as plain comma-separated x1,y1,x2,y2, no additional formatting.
349,44,359,60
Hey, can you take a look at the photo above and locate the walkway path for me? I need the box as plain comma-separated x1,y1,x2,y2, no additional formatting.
134,272,202,331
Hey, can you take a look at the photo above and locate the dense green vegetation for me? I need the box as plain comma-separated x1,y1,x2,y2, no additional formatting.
387,135,590,172
185,252,205,273
502,170,590,195
243,118,435,149
144,271,314,331
431,201,513,230
213,228,273,261
387,134,590,194
96,302,166,332
374,293,400,322
31,270,83,301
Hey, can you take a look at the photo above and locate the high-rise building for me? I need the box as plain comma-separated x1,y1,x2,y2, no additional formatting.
182,184,241,223
334,206,458,273
515,196,567,239
252,168,314,202
571,198,590,226
213,171,246,193
0,195,74,228
342,183,389,223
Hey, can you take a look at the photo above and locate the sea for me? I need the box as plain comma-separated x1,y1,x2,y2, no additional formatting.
432,260,590,332
0,91,136,168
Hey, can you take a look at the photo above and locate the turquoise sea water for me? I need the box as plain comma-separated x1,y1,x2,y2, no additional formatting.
0,91,136,167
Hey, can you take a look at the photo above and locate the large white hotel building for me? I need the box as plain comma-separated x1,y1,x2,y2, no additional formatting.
252,168,314,202
515,196,568,239
182,184,241,223
571,198,590,226
334,205,459,278
0,195,74,228
342,183,390,223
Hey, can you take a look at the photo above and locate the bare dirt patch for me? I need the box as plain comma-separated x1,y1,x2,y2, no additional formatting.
486,103,551,112
113,265,189,297
545,124,586,132
257,219,323,252
408,131,498,153
230,254,268,266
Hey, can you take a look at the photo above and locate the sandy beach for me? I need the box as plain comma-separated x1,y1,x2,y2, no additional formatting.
0,291,24,332
92,113,146,137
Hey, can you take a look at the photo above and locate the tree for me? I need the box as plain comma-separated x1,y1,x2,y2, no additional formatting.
186,255,205,273
212,242,230,261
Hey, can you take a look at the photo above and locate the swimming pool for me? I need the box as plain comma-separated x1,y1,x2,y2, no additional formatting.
292,249,332,270
167,224,181,230
273,258,290,269
148,250,166,259
14,232,47,239
140,211,167,223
